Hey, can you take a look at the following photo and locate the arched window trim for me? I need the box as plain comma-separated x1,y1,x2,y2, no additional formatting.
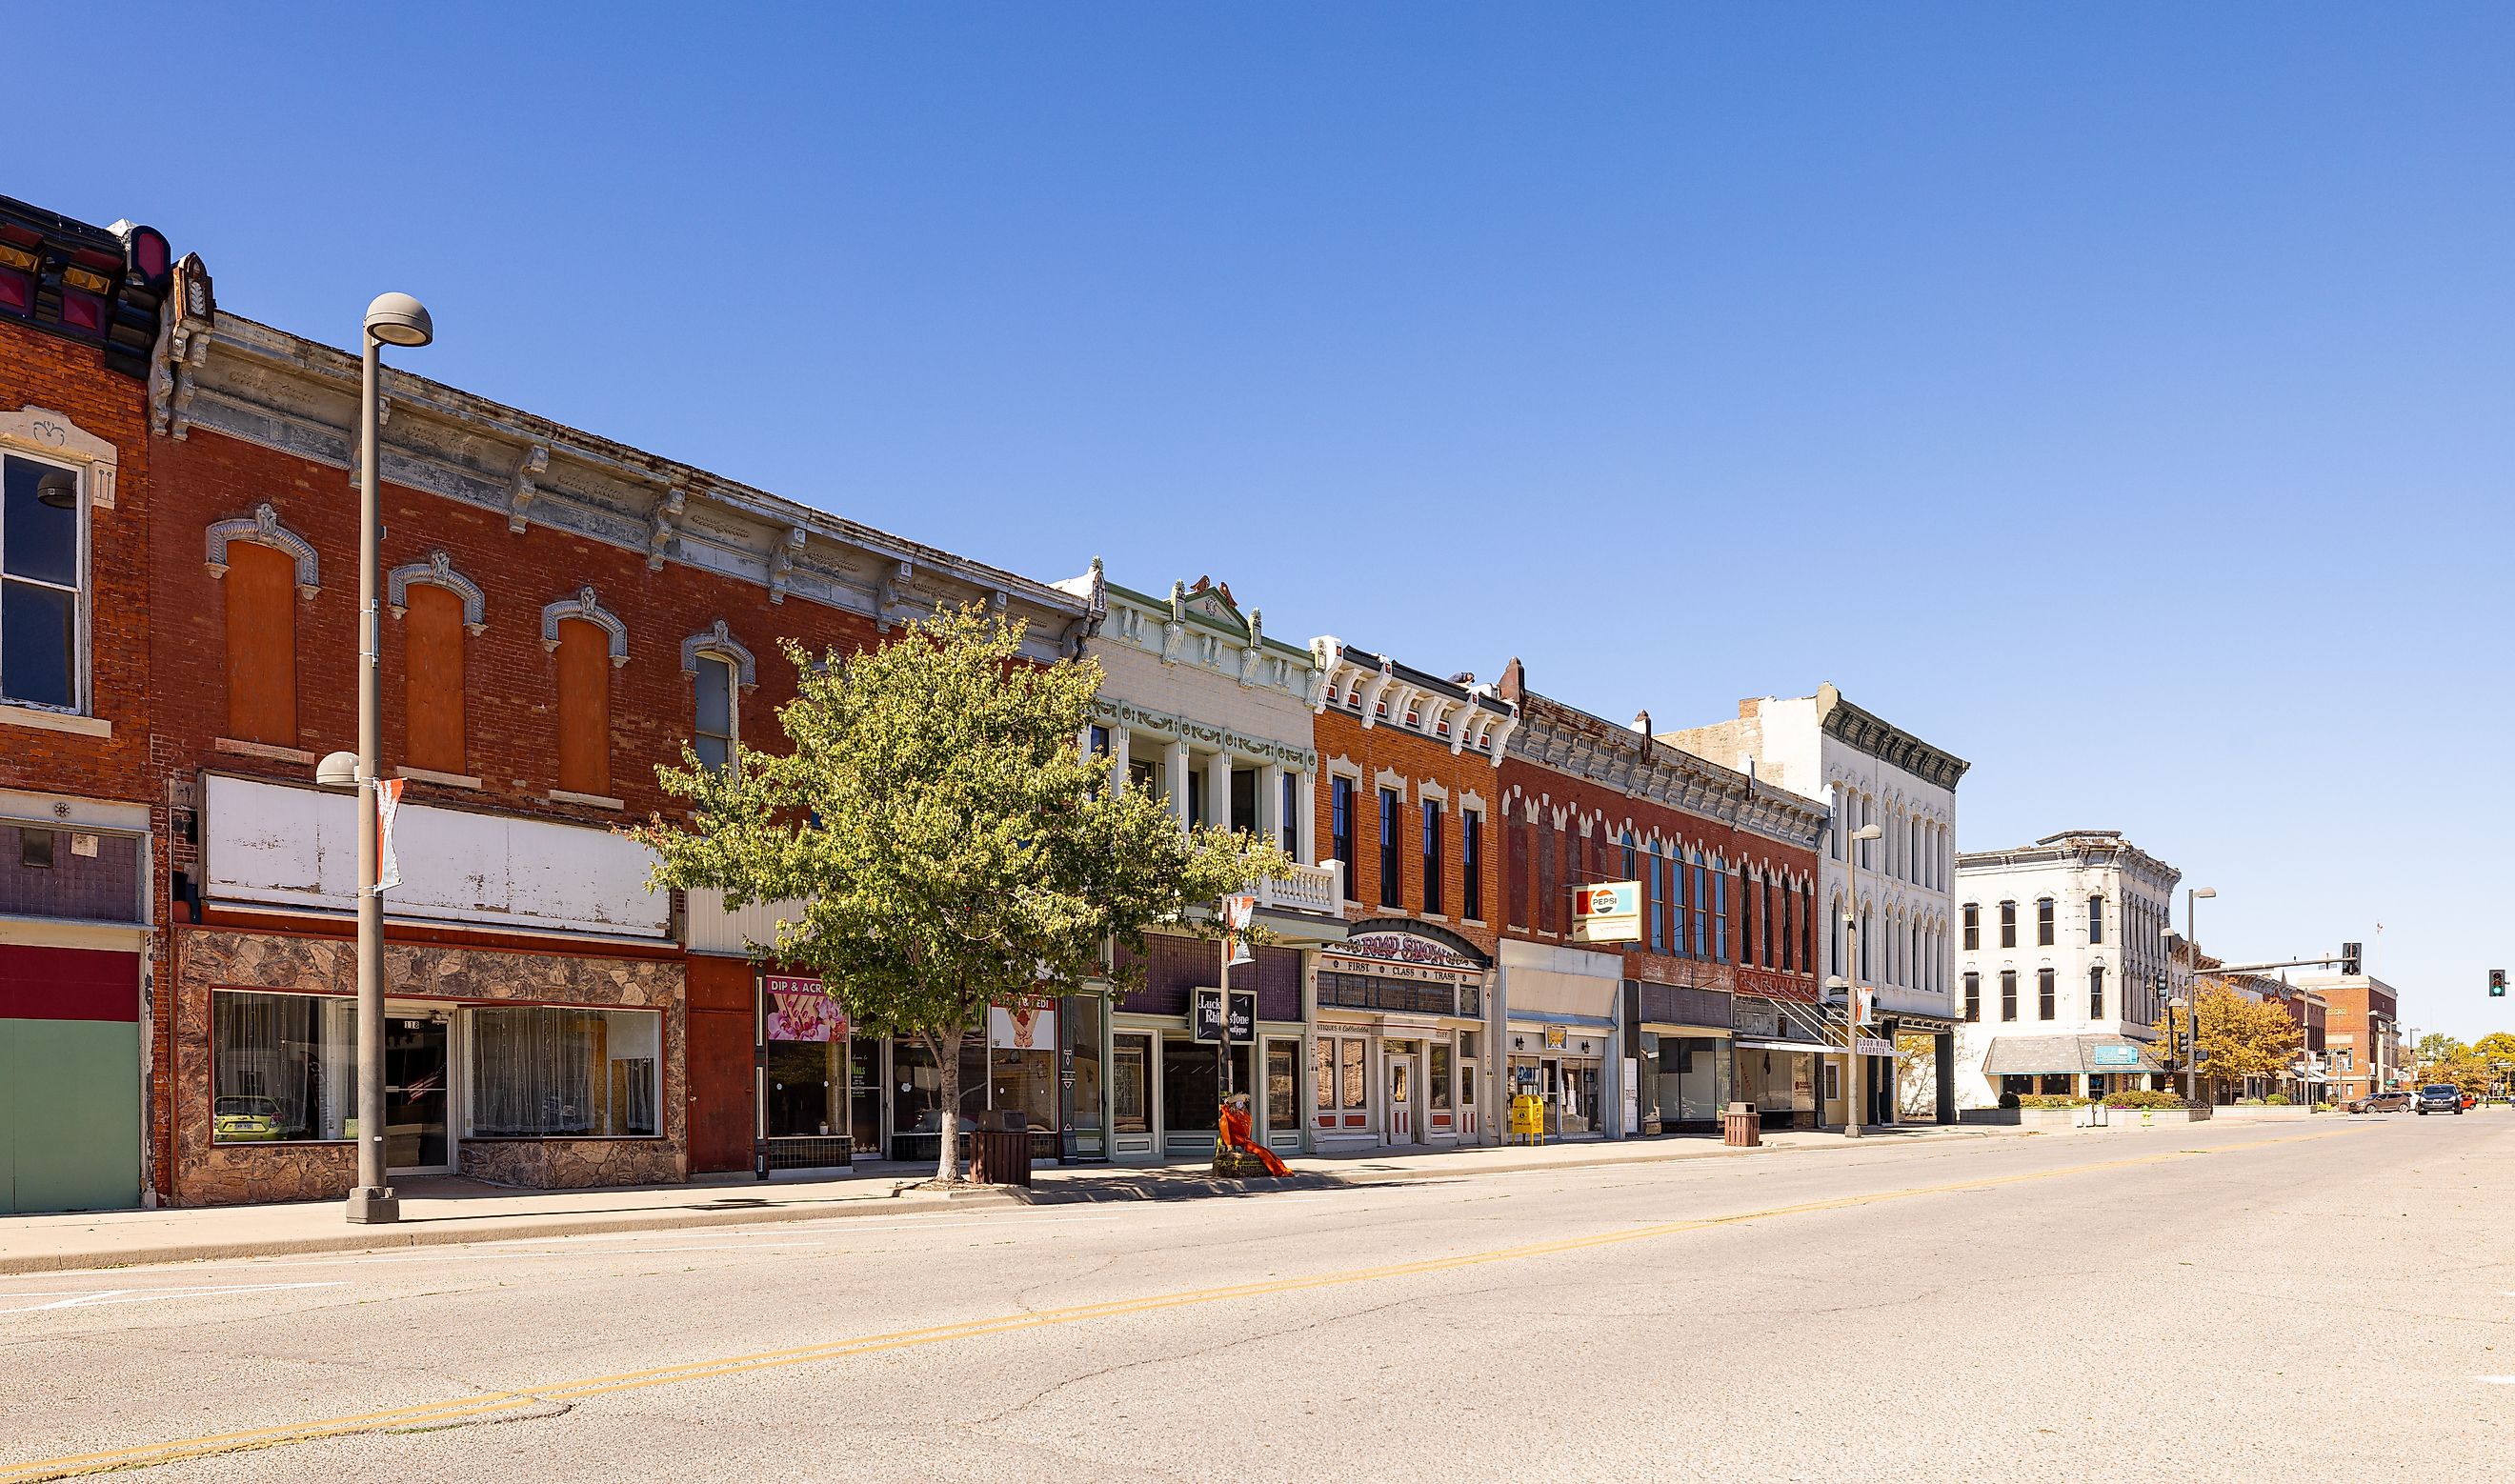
206,503,320,599
540,587,630,667
387,550,488,633
679,619,759,692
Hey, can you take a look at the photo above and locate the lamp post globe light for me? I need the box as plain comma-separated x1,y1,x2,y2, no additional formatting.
1842,822,1883,1137
340,293,432,1226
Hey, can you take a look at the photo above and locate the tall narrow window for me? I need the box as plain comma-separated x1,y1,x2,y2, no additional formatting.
3,454,84,712
1963,973,1982,1022
224,541,299,746
1460,810,1482,921
2001,971,2019,1021
1712,868,1729,964
2087,895,2105,945
1281,774,1299,857
1505,815,1529,929
402,585,467,773
1420,799,1443,915
1331,777,1357,898
1648,850,1664,953
1538,826,1558,933
554,617,613,797
693,652,735,773
1999,901,2018,949
2037,968,2056,1020
1761,877,1776,968
1690,862,1707,957
2036,897,2055,947
1378,788,1401,909
2088,965,2107,1020
1962,903,1980,952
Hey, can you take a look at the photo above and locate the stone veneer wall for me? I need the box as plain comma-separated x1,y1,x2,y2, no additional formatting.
174,928,687,1206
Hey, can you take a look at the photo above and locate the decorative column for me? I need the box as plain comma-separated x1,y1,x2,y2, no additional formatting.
1107,726,1131,797
1205,750,1234,834
1296,769,1318,865
1165,738,1191,834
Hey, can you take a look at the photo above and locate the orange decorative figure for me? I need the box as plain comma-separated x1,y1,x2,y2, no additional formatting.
1217,1093,1290,1176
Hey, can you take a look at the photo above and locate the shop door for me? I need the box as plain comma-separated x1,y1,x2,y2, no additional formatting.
1387,1054,1416,1142
385,1015,452,1174
849,1037,884,1157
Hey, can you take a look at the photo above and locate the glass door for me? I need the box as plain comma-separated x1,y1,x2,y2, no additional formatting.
848,1036,883,1157
1263,1038,1299,1149
1111,1033,1153,1155
385,1013,451,1173
1386,1053,1416,1142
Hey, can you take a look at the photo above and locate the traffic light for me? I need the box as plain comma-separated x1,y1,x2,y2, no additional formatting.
2341,941,2362,976
2493,968,2507,998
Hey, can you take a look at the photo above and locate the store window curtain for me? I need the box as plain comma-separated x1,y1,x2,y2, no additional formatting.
469,1006,660,1136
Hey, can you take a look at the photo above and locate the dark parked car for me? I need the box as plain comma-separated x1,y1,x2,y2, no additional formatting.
2348,1090,2412,1113
2415,1084,2465,1115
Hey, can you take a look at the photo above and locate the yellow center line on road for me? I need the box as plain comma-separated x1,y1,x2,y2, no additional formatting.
0,1124,2363,1482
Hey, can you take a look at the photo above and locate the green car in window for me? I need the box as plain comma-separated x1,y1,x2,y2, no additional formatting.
213,1095,286,1142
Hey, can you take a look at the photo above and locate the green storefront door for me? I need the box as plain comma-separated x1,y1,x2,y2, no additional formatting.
1,946,143,1216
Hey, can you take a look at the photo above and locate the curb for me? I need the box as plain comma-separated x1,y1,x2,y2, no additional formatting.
3,1126,2024,1275
0,1186,1020,1277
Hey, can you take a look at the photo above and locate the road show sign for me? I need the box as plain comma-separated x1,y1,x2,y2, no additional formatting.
1570,880,1642,944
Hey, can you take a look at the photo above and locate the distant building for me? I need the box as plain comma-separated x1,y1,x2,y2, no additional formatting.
2297,973,2402,1103
1951,832,2180,1106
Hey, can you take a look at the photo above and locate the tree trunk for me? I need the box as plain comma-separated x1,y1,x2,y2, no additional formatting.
932,1023,963,1184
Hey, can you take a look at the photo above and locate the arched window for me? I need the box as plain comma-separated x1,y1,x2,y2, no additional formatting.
681,621,758,776
207,504,319,748
390,551,486,777
543,589,629,801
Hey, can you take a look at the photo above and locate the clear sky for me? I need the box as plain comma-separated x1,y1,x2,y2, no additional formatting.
24,3,2513,1039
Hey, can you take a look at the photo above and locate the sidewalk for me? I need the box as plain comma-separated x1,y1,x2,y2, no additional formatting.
0,1121,2015,1276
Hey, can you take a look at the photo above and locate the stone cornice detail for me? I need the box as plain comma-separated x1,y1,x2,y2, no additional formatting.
0,407,118,509
170,311,1086,660
540,587,631,667
204,503,320,598
680,619,759,691
1509,692,1825,850
1089,697,1316,772
1815,682,1970,790
386,550,488,632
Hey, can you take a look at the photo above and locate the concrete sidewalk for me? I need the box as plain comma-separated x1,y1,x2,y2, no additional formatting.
0,1121,2017,1275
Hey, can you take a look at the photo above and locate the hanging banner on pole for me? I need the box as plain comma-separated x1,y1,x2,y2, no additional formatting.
375,777,406,892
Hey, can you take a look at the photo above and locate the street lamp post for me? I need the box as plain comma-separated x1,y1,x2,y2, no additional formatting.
2181,886,2215,1106
338,292,433,1226
1840,821,1883,1138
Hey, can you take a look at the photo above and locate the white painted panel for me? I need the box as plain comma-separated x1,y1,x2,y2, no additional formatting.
205,774,667,938
683,886,809,956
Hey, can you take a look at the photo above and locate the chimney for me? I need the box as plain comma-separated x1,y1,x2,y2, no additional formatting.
1632,709,1652,735
1499,656,1525,703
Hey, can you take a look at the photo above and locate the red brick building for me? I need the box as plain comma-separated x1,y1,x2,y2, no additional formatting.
1495,663,1829,1135
1308,640,1516,1148
124,239,1084,1205
0,196,171,1213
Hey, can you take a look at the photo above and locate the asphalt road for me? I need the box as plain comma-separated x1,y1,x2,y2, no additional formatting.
2,1113,2506,1482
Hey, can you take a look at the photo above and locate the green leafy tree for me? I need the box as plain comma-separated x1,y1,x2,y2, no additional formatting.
2156,980,2302,1096
636,605,1291,1183
2413,1032,2468,1068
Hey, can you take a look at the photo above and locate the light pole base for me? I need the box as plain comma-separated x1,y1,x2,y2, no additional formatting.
346,1186,401,1224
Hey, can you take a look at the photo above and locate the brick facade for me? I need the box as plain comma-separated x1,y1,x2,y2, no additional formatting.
1312,693,1505,957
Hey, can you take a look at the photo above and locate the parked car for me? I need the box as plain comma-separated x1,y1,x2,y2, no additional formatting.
2415,1084,2464,1115
2347,1090,2412,1113
212,1094,285,1141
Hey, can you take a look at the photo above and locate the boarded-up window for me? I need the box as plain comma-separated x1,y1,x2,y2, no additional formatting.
554,618,611,797
403,584,466,774
224,543,297,746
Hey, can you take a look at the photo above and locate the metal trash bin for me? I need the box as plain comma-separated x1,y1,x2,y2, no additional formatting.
965,1111,1034,1188
1722,1101,1761,1148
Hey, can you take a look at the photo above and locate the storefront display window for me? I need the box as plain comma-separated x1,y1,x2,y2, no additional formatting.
212,990,352,1142
1113,1033,1151,1134
469,1006,660,1137
990,1046,1057,1133
1161,1037,1248,1136
1643,1033,1730,1128
763,976,843,1140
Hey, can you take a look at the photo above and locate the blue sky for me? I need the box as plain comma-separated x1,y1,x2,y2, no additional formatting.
25,3,2513,1038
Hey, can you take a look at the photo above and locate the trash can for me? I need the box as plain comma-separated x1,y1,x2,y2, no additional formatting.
1722,1101,1761,1148
966,1110,1034,1188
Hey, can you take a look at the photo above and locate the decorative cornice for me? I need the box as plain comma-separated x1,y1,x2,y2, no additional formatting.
204,503,320,598
1508,691,1826,851
386,550,487,632
540,587,630,667
1089,697,1316,772
1814,683,1970,790
0,407,118,510
167,311,1086,660
680,619,759,691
